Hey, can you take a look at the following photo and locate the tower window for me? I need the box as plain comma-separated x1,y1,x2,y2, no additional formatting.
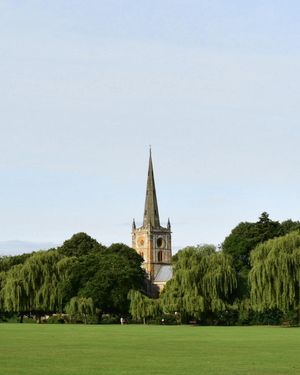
157,238,164,248
158,251,163,262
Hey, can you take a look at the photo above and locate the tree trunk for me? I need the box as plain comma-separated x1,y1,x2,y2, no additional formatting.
19,314,24,323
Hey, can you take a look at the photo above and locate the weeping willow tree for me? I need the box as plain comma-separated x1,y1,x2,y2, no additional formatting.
249,231,300,320
66,296,94,324
56,256,78,310
1,250,73,321
0,271,6,316
1,265,29,322
161,245,237,321
20,251,70,316
128,290,161,324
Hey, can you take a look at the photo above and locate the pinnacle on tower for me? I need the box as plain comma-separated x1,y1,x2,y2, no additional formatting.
143,149,160,228
132,218,136,230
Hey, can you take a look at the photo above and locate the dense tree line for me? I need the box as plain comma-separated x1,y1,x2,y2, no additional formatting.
1,213,300,325
129,213,300,326
0,233,145,323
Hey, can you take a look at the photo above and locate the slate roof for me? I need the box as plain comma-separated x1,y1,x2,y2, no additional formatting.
154,265,173,283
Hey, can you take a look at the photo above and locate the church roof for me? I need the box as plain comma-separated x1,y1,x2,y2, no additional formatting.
143,149,160,228
154,265,173,283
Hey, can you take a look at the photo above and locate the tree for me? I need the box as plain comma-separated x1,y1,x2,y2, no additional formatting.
1,265,28,322
0,253,32,272
279,220,300,236
56,256,78,310
222,212,281,272
58,232,105,258
66,296,94,324
1,250,73,322
249,231,300,321
128,290,161,324
0,271,5,316
161,245,237,321
68,243,145,316
0,237,145,321
107,243,144,268
21,250,67,317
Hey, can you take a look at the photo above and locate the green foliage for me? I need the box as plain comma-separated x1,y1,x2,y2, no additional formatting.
0,253,32,272
66,296,94,324
0,234,145,319
230,299,284,326
249,231,300,314
107,243,144,266
161,245,237,321
69,243,145,315
58,232,104,257
172,244,215,263
128,290,161,323
222,212,282,272
1,264,28,314
1,250,73,317
221,214,300,324
100,314,120,324
3,220,300,326
280,220,300,236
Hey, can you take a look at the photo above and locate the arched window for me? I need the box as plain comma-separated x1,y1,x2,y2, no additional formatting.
140,252,144,260
157,238,164,248
158,251,163,262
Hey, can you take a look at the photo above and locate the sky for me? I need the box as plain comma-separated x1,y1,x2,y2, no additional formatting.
1,1,300,254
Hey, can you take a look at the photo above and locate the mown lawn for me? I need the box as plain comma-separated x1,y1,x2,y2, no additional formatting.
0,324,299,375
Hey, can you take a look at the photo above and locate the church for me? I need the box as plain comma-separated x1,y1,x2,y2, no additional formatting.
132,150,173,293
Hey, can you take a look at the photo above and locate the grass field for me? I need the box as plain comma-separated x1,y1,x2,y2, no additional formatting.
0,324,299,375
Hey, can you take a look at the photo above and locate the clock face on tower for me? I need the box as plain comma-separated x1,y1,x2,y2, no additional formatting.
138,237,145,246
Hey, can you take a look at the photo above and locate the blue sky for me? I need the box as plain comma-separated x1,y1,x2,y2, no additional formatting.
1,1,300,253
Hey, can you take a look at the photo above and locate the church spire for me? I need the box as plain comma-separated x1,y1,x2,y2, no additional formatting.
143,148,160,228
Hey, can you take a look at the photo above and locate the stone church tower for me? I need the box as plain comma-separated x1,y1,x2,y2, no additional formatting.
132,150,172,285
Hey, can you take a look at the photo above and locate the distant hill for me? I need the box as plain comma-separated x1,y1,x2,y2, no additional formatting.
0,241,58,256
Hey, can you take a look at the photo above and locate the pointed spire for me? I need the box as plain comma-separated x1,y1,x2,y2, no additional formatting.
143,149,160,228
